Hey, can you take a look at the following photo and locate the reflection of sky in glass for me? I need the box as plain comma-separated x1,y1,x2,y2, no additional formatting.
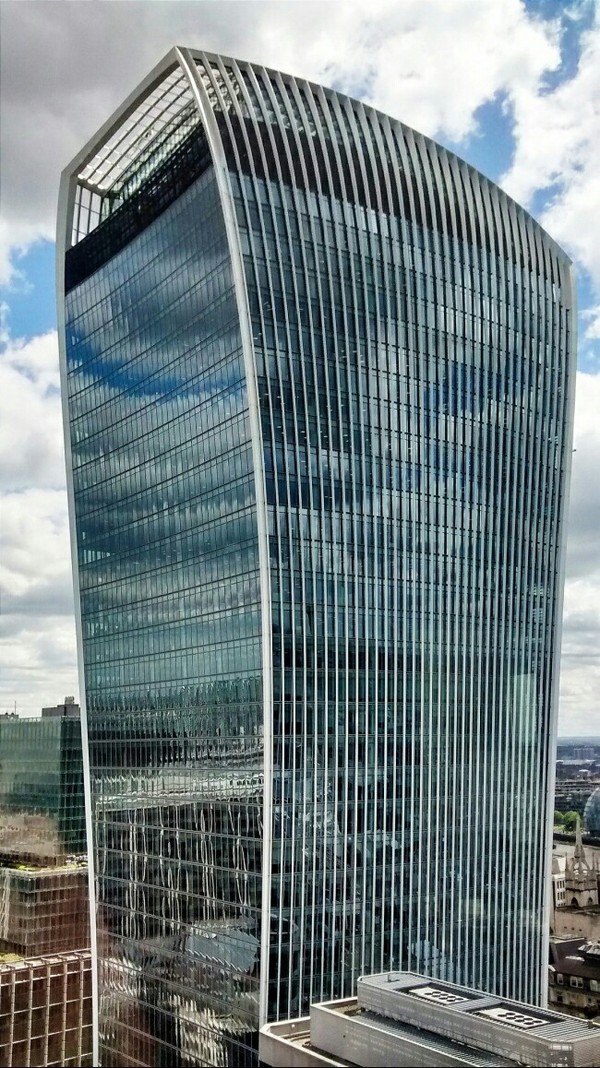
66,170,261,700
65,164,265,1066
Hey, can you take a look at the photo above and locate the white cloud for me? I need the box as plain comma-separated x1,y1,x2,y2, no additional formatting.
0,328,76,715
0,330,64,490
560,371,600,734
0,0,562,273
315,0,560,143
501,10,600,343
0,487,77,717
582,305,600,341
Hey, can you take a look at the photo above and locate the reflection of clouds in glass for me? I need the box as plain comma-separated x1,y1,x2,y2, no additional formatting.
66,170,261,699
73,378,251,516
67,172,231,394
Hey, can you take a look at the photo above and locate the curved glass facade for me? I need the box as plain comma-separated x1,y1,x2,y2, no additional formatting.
59,48,575,1067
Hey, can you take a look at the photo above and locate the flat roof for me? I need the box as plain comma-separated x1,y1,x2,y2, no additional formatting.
313,999,514,1066
359,972,598,1042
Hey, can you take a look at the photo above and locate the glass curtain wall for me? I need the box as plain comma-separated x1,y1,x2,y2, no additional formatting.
197,55,572,1013
60,49,574,1068
64,167,263,1066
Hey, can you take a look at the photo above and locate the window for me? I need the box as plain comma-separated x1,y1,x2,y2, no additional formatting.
569,976,583,989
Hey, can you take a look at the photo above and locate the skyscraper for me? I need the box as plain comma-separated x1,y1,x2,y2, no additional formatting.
57,47,575,1067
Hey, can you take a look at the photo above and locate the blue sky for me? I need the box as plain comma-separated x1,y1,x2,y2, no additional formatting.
0,0,599,732
1,240,57,339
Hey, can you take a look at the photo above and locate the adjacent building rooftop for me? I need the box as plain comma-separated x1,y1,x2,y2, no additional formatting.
260,971,600,1068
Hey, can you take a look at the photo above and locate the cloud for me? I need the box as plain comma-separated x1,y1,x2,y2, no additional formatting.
0,330,65,490
0,486,77,716
565,371,600,578
500,10,600,343
315,0,560,143
0,0,563,275
0,327,76,715
560,371,600,734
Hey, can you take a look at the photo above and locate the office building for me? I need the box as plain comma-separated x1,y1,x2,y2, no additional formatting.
0,714,86,860
0,951,92,1068
42,696,81,719
585,788,600,835
57,48,575,1066
260,970,600,1067
0,861,89,958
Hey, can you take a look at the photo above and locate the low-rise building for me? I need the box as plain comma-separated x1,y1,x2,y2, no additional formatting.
0,715,85,857
260,971,600,1067
41,697,80,720
551,824,600,944
0,861,89,957
549,939,600,1019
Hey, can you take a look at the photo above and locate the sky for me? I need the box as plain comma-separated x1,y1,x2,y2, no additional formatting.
0,0,599,734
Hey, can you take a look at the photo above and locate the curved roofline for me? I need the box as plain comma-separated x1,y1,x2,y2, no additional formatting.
183,46,572,266
59,45,571,267
60,48,183,182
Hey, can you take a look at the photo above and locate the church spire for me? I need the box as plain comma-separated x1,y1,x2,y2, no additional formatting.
573,814,590,874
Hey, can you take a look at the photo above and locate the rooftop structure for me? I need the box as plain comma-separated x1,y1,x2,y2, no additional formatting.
0,712,90,1067
41,697,81,719
260,971,600,1067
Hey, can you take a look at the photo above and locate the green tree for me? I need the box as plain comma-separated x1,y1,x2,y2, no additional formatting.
554,810,565,826
563,810,579,833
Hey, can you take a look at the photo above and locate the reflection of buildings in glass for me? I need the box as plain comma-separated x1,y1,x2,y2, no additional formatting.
90,707,263,1066
58,49,575,1066
0,863,89,957
0,715,86,860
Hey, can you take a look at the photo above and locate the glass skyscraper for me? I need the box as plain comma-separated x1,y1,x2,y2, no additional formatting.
58,48,575,1067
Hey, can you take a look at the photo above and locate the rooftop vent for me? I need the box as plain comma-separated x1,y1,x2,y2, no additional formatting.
408,985,470,1006
476,1006,547,1030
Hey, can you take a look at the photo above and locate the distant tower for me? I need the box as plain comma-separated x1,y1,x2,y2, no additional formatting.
584,786,600,836
565,818,598,908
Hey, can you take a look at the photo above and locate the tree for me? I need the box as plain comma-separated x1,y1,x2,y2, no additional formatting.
563,810,579,833
554,810,565,826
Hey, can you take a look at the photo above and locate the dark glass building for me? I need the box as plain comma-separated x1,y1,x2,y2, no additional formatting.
0,715,86,858
57,48,576,1067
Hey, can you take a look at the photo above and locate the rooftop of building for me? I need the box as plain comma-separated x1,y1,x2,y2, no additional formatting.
0,855,87,875
261,971,600,1067
0,949,91,971
319,998,515,1066
359,972,594,1041
550,939,600,980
